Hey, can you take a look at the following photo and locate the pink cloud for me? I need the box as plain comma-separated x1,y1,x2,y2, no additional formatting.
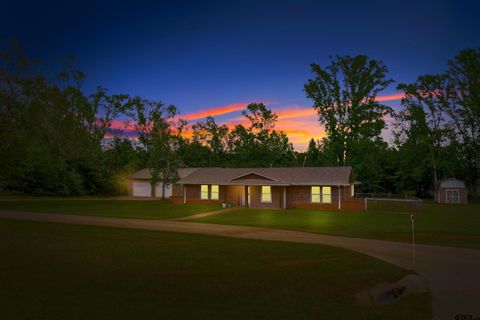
376,93,405,102
104,92,403,150
179,103,248,121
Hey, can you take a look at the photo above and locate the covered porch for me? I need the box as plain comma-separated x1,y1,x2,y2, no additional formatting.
183,184,287,209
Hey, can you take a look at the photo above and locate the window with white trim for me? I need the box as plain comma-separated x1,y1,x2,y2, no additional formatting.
311,186,321,203
322,186,331,203
261,186,272,203
200,185,209,200
211,185,219,200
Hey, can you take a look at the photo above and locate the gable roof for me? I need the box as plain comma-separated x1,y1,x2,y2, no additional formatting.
178,167,353,186
437,178,466,189
228,172,278,182
127,168,199,180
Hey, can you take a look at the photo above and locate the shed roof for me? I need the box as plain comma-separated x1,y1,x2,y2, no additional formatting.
178,167,353,186
438,178,466,189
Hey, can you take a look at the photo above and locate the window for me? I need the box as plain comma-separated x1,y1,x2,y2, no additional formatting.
211,185,219,200
322,186,331,203
261,186,272,203
200,185,209,200
311,186,321,203
351,184,355,197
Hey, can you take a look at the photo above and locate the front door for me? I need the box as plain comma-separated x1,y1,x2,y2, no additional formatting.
446,189,460,204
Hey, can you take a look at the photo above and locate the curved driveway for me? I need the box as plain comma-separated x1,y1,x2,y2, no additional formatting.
1,210,479,320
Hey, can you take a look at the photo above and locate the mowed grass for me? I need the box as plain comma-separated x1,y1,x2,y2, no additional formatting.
0,219,431,319
0,199,220,220
192,202,480,249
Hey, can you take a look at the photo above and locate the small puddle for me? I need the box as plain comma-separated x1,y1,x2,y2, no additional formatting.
376,286,407,304
355,274,428,306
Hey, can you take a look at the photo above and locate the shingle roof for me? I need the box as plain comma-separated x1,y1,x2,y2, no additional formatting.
437,178,465,189
127,168,199,180
178,167,353,186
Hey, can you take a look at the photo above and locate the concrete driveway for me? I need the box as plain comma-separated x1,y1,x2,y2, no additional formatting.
1,210,479,320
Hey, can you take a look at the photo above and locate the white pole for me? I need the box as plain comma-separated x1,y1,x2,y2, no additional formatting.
338,186,341,210
411,214,416,267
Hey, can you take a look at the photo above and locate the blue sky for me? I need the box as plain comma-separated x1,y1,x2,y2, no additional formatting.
2,0,479,148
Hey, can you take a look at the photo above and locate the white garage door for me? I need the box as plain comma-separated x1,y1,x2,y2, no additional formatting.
132,182,152,197
155,183,173,198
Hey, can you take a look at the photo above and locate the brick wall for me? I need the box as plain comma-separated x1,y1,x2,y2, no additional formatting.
341,200,364,211
128,180,133,196
286,185,361,211
184,184,225,205
286,185,338,210
180,183,363,211
249,185,283,209
172,184,183,197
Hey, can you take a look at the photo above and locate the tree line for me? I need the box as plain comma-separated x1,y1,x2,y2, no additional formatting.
0,42,478,199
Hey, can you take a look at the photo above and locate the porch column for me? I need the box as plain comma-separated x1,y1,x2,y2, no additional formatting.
183,185,186,204
283,186,286,209
338,186,341,210
241,186,245,206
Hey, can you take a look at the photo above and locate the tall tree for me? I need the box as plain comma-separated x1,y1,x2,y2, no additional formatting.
242,102,278,134
192,116,228,165
396,49,480,197
444,49,480,197
0,43,109,195
134,98,181,198
303,139,322,166
393,102,436,196
81,86,132,144
227,103,295,167
397,75,453,187
304,55,394,166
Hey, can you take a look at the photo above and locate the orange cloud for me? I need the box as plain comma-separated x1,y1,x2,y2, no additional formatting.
105,93,403,151
180,103,248,121
223,106,326,150
229,106,316,123
277,117,326,149
110,120,136,131
275,106,316,120
375,93,405,102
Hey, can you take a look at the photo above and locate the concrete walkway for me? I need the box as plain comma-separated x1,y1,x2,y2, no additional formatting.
1,210,479,320
173,207,237,220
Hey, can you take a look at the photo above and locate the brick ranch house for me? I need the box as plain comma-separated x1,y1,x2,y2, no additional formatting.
128,167,363,211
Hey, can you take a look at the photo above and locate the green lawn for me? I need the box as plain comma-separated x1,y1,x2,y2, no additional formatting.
1,198,477,248
0,219,430,319
192,202,480,249
0,199,220,220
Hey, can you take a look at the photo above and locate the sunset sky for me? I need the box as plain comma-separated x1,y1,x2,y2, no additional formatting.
3,0,479,149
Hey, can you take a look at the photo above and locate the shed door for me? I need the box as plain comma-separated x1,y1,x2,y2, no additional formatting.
133,182,151,197
155,183,172,198
446,189,460,204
